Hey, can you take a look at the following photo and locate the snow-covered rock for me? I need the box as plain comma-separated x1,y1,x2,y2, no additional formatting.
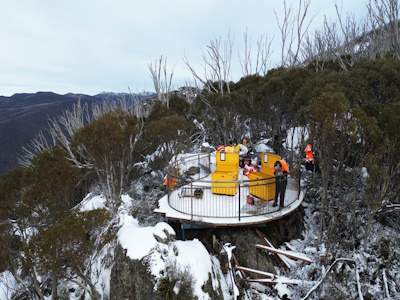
153,222,176,244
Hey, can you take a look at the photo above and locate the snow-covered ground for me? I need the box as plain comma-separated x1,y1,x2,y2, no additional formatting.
89,194,230,300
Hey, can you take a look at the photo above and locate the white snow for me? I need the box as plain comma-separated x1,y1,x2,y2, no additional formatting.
78,193,107,211
275,282,292,299
153,222,175,241
254,139,273,152
221,243,240,299
116,194,229,299
284,126,306,150
0,272,17,300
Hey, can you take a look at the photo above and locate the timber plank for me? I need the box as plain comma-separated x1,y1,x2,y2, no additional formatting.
232,253,246,279
254,244,314,264
255,229,291,269
235,266,274,278
246,278,299,286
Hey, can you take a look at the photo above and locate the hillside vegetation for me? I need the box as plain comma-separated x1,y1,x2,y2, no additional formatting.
1,56,400,299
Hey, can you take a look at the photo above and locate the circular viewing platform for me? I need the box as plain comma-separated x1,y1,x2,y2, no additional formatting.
154,152,303,227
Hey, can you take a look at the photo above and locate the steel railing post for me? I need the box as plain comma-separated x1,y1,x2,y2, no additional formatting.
238,182,241,221
191,181,193,220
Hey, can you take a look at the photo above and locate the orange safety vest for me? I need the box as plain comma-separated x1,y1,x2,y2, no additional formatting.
304,144,315,163
164,177,177,188
274,160,289,174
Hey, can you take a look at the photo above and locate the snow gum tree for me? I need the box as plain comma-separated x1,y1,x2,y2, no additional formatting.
306,91,351,248
0,145,108,300
70,109,142,214
0,167,39,298
142,95,193,168
29,209,110,300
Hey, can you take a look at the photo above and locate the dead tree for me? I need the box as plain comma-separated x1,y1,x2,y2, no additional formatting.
301,26,333,73
275,0,315,67
334,4,365,71
290,0,316,66
148,55,174,107
19,96,145,214
239,29,274,77
275,0,294,67
367,0,400,59
183,31,233,95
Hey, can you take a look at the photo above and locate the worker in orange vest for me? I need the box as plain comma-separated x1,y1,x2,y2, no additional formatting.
273,159,289,209
304,143,315,171
163,176,177,191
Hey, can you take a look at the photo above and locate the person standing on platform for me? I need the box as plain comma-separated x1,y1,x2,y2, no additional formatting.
273,159,289,209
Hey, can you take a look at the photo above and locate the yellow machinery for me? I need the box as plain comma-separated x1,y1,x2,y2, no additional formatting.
211,151,239,196
248,152,281,201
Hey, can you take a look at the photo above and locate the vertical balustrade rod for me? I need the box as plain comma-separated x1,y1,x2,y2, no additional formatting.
190,181,193,220
238,182,241,221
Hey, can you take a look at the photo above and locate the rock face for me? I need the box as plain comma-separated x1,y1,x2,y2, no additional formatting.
110,245,155,300
110,241,226,300
185,205,305,274
110,207,304,299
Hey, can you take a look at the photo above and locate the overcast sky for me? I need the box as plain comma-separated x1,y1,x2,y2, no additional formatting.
0,1,369,96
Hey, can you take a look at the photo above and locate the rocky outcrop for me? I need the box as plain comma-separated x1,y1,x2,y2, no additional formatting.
153,222,176,244
110,244,155,300
110,239,226,300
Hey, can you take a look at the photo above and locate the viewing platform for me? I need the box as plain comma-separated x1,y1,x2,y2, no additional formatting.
154,151,303,228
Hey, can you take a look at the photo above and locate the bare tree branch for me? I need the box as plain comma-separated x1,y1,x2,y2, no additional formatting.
148,55,175,107
239,29,274,76
183,31,233,95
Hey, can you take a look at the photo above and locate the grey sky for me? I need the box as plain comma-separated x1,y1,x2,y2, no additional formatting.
0,1,368,96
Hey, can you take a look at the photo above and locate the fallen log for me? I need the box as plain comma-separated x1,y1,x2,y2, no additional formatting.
246,278,299,286
234,266,274,278
232,253,246,279
256,229,291,269
254,244,314,264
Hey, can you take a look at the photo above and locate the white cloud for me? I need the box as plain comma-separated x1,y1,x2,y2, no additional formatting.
0,0,369,96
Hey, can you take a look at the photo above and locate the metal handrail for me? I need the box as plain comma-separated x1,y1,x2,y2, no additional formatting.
165,152,301,220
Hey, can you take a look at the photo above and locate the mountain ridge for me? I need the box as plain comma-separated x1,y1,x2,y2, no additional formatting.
0,91,156,176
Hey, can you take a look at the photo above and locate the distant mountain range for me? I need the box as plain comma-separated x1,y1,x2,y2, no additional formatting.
0,91,155,176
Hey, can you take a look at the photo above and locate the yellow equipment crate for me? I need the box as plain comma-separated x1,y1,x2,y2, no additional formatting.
211,151,239,196
248,152,281,201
